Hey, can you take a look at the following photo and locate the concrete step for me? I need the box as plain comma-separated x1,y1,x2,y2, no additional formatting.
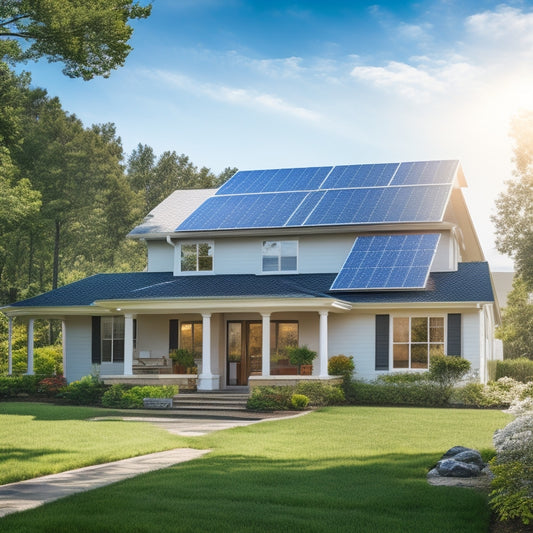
172,391,250,412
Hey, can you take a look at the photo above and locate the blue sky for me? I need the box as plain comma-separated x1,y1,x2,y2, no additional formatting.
20,0,533,270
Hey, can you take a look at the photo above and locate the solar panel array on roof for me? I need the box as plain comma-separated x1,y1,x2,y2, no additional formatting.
330,233,440,291
176,160,459,232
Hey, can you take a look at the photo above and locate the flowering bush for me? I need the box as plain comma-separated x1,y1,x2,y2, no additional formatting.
490,394,533,525
37,376,67,397
453,377,530,408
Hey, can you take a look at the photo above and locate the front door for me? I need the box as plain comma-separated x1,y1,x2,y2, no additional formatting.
227,321,262,385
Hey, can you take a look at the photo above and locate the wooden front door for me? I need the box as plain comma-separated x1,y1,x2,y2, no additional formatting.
227,321,262,385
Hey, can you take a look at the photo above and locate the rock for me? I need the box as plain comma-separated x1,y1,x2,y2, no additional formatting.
436,458,482,477
452,449,485,468
441,446,471,459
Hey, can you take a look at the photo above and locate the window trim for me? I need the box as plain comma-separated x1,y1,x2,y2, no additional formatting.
177,241,214,275
260,239,298,274
101,316,125,364
390,314,446,371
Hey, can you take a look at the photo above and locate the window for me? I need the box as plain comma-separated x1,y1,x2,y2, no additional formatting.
101,317,124,363
262,240,297,272
180,321,203,355
392,316,444,369
180,242,213,272
270,321,299,373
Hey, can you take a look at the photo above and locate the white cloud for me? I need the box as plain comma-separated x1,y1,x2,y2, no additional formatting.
145,69,322,122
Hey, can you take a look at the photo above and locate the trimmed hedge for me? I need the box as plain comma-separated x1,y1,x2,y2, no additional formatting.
495,358,533,383
0,375,42,398
101,384,178,408
59,375,107,406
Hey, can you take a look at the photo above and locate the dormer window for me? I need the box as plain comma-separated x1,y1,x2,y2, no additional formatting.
262,240,298,273
180,242,214,272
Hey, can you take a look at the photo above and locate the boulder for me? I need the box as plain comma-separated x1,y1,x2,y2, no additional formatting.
436,458,482,478
441,446,471,459
452,449,485,468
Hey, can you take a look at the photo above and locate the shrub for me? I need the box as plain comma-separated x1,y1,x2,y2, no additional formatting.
0,375,41,398
247,386,293,411
287,345,317,375
11,345,63,376
328,355,355,381
37,376,67,397
294,381,345,406
490,413,533,524
428,354,471,388
377,372,427,384
102,385,178,408
495,358,533,383
454,377,531,408
290,394,309,410
346,380,451,407
60,375,107,406
169,348,196,368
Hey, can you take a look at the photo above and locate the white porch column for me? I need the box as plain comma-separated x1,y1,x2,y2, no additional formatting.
8,317,13,375
123,314,134,376
27,319,34,375
198,313,220,391
319,311,329,378
261,313,271,376
61,320,67,379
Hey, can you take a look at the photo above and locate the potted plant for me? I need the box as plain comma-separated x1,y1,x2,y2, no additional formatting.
169,348,196,373
286,345,317,375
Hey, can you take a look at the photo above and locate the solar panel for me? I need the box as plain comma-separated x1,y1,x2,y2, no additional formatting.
175,160,459,232
177,192,308,231
330,233,441,291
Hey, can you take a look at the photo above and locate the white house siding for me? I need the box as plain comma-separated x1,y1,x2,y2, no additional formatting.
146,241,173,272
328,307,483,383
63,316,93,382
431,231,458,272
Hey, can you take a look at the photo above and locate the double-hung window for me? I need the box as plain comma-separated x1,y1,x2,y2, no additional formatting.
262,240,298,272
180,242,213,272
392,316,444,369
101,317,125,363
179,321,203,355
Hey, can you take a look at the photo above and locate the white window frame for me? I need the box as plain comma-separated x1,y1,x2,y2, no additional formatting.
177,241,214,274
261,240,298,274
390,315,446,371
101,316,125,363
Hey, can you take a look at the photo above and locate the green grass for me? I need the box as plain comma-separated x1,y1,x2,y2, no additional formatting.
0,402,186,484
0,405,510,532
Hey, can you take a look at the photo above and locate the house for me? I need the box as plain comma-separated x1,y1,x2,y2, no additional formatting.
2,160,501,389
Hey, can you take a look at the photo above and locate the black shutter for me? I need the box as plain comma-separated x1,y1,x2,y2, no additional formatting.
169,319,178,351
91,316,101,364
375,314,390,370
447,313,462,356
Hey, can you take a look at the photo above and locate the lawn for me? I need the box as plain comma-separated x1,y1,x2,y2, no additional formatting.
0,402,187,484
0,405,510,533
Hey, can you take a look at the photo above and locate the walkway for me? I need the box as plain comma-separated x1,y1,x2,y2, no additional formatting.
0,411,305,518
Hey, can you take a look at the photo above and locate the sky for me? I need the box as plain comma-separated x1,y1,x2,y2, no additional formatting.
19,0,533,272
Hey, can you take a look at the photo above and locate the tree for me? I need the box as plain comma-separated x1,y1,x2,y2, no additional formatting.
492,111,533,288
0,0,151,80
496,277,533,359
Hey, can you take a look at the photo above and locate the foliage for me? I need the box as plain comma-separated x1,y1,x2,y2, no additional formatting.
328,354,355,381
347,380,452,407
246,386,293,411
495,276,533,359
495,357,533,382
428,354,471,388
490,402,533,525
453,377,532,408
376,372,428,383
290,393,309,410
286,345,317,375
294,381,345,406
10,344,63,375
492,111,533,288
169,348,196,368
60,375,107,405
37,375,67,397
0,375,40,397
0,0,152,80
101,384,178,408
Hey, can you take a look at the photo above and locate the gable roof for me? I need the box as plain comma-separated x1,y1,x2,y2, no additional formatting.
4,263,494,316
129,189,216,238
175,160,465,232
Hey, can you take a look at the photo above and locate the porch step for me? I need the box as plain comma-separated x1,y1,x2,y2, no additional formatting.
172,392,250,412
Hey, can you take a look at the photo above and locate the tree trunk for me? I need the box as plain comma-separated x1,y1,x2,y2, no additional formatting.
53,220,60,290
